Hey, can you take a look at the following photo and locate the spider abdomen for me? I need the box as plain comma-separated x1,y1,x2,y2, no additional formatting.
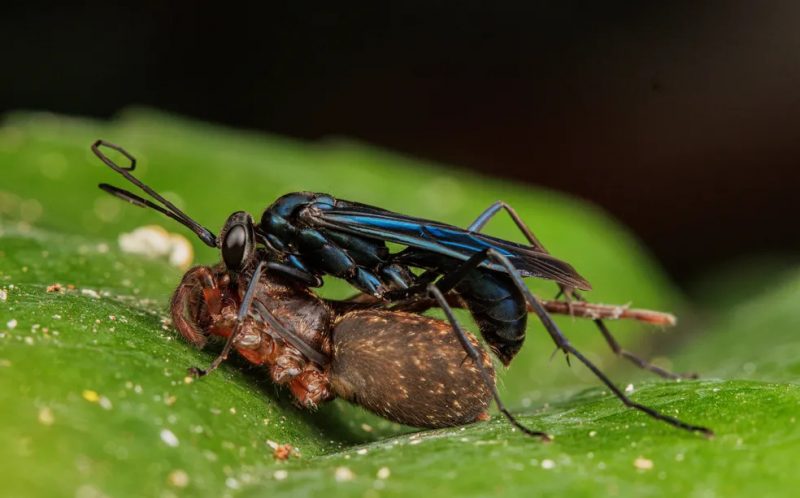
330,310,494,428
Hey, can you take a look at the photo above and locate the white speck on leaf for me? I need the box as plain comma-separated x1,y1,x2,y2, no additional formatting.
160,429,179,447
7,319,17,330
377,467,391,480
38,407,55,426
335,467,355,482
541,459,556,470
81,289,100,299
273,470,288,481
119,225,194,269
99,397,113,410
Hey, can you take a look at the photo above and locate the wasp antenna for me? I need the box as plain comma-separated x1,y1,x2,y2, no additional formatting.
92,140,218,247
99,183,213,242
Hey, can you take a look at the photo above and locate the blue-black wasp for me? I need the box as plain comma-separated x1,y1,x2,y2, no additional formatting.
92,140,713,438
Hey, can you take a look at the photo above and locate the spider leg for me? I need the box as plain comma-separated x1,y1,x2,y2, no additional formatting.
171,265,222,348
190,261,266,377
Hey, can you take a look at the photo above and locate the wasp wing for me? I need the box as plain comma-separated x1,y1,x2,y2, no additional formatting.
302,204,592,290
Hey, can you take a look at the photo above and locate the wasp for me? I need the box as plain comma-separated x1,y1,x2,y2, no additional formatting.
92,140,713,438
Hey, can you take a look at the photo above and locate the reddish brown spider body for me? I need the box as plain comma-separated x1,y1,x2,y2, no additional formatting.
171,260,495,428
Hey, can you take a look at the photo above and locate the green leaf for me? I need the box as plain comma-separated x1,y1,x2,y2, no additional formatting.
1,110,796,497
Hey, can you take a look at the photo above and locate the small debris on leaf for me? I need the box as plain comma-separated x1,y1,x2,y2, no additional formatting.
334,466,355,482
81,289,100,299
46,283,63,293
267,440,298,461
160,429,180,447
119,225,194,269
38,407,55,426
167,469,190,488
98,396,113,410
634,456,654,470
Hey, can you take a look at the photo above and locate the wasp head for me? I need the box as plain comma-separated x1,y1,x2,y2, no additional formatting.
219,211,256,273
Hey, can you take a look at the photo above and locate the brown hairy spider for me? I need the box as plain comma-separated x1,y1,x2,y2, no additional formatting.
171,259,496,429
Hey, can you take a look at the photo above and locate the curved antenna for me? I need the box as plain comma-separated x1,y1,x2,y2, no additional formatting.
92,140,218,247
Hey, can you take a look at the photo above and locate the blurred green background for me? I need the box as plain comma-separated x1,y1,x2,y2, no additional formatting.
1,110,799,497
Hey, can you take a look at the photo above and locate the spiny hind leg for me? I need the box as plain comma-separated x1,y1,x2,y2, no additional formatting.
482,249,712,437
467,200,694,380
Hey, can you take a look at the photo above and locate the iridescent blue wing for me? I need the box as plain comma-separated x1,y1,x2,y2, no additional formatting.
302,202,592,290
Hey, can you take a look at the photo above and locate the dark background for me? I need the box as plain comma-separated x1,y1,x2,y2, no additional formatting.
2,1,798,284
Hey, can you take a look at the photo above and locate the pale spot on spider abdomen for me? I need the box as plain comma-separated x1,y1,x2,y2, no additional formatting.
329,310,494,428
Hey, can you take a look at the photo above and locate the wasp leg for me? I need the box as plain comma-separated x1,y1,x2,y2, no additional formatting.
591,318,697,379
426,284,551,441
482,249,713,437
467,201,547,249
251,300,329,366
264,261,323,287
468,200,694,380
190,261,267,378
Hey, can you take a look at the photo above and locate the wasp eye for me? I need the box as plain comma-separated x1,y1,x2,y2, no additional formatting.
222,225,248,271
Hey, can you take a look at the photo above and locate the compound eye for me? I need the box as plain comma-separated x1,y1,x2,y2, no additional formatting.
222,224,248,271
